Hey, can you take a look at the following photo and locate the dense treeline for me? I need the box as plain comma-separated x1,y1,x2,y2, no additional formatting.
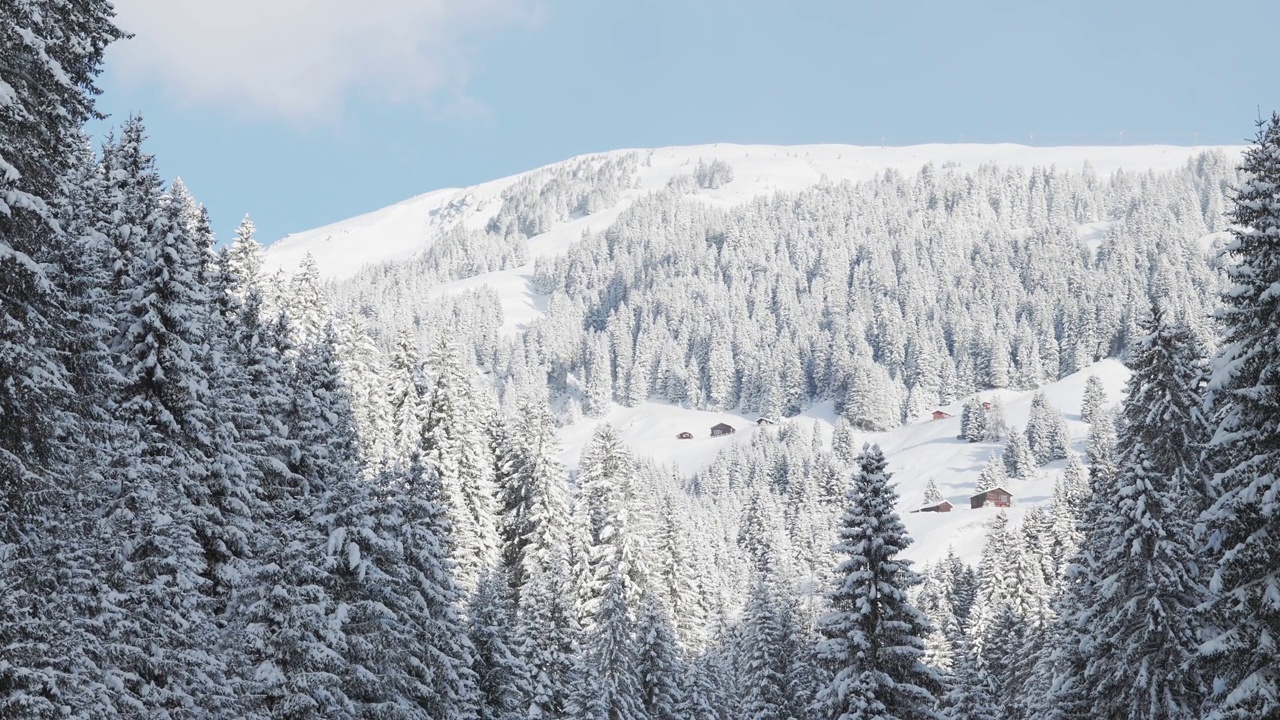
320,142,1235,430
4,3,1280,719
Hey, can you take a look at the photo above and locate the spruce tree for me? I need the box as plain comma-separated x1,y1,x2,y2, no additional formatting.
516,547,581,719
0,2,123,704
981,397,1007,442
569,560,647,720
1086,409,1120,485
942,637,1001,720
967,513,1014,665
741,572,794,720
1002,430,1035,479
469,570,529,720
922,478,946,509
1198,113,1280,720
815,444,942,720
653,494,707,649
498,399,571,601
286,253,329,347
636,590,689,720
391,454,483,719
421,337,501,595
1080,375,1107,423
959,397,985,442
973,454,1007,499
98,139,232,713
227,215,265,300
1077,302,1207,719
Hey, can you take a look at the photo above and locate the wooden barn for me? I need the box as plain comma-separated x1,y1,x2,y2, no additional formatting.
912,500,954,513
676,431,694,440
931,410,952,421
710,422,736,437
970,487,1013,509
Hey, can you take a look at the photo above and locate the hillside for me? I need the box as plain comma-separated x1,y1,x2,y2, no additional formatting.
264,142,1238,281
260,142,1226,568
556,358,1130,566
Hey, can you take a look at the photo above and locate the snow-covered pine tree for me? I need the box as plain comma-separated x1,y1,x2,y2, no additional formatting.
228,402,352,720
570,425,648,720
1002,430,1035,479
584,332,613,416
708,331,737,410
982,397,1007,442
421,336,501,595
469,569,529,720
227,215,264,300
843,359,899,432
497,399,571,602
915,565,960,673
0,4,123,711
387,331,427,463
516,546,581,719
973,454,1008,499
653,493,708,650
1075,301,1207,718
569,554,647,720
740,571,795,720
959,396,985,442
1080,375,1107,424
832,415,858,467
286,253,329,347
334,316,394,471
943,548,979,632
635,590,689,720
232,320,382,716
815,443,943,720
1198,113,1280,720
578,424,648,604
99,131,233,713
942,636,1001,720
1040,395,1132,720
922,478,946,509
967,512,1013,674
180,184,262,615
1025,393,1070,465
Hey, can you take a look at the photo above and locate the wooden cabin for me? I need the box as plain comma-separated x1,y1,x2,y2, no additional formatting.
981,401,993,411
756,417,777,426
676,431,694,440
912,500,954,513
970,487,1013,509
710,422,736,437
931,410,952,421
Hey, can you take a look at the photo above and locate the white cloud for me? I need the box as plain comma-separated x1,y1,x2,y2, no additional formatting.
108,0,539,122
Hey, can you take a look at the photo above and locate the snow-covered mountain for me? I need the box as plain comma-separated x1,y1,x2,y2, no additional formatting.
262,142,1233,566
265,142,1237,280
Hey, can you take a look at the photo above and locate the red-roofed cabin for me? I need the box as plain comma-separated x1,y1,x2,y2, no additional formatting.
981,401,993,411
970,488,1012,509
913,500,954,513
932,410,952,421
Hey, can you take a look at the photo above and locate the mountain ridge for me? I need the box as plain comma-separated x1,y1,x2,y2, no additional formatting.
264,142,1241,280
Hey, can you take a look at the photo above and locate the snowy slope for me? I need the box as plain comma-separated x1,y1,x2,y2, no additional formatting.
264,142,1239,282
556,358,1131,567
266,144,1175,563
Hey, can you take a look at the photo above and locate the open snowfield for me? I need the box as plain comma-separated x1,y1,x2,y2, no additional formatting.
556,358,1131,567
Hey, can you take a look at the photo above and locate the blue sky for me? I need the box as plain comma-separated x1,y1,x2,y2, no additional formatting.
91,0,1277,245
